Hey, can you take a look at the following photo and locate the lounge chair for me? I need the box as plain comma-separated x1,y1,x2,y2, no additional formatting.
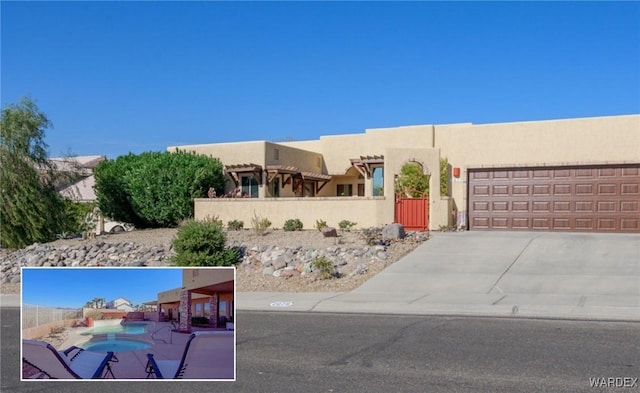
22,339,117,379
145,331,234,379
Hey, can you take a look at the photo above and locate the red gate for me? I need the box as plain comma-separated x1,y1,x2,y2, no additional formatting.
395,193,429,231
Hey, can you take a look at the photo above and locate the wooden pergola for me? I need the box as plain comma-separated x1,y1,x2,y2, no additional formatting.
224,163,263,186
349,155,384,178
295,171,333,194
266,165,298,186
224,164,333,196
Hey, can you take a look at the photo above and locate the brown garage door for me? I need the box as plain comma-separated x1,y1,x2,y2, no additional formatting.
468,164,640,232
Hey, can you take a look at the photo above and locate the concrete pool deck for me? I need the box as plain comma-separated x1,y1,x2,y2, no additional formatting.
27,321,235,380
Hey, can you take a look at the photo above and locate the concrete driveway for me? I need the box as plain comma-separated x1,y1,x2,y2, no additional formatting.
238,231,640,321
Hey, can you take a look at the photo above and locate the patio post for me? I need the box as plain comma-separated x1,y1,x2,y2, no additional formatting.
179,290,192,333
209,293,219,328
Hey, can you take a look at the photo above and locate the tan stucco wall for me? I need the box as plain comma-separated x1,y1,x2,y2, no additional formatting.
282,125,435,175
169,141,267,165
265,142,323,173
194,197,389,229
435,114,640,216
168,141,267,195
182,268,235,290
158,288,210,305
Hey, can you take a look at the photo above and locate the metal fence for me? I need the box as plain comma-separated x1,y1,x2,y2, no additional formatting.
22,304,83,329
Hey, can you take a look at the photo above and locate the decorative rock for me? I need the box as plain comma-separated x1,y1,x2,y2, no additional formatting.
354,262,368,275
382,223,405,240
322,227,338,237
272,258,287,271
0,226,431,286
280,269,301,278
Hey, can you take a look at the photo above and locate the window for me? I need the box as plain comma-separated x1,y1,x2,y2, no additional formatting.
273,149,279,161
270,178,280,197
195,303,203,317
219,300,227,316
373,167,384,196
337,184,353,196
358,184,365,196
304,181,315,197
241,176,259,198
204,302,210,318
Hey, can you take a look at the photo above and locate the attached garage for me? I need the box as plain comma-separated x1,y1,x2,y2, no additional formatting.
468,164,640,233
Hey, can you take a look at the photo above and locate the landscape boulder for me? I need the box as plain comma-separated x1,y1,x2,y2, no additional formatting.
321,227,338,238
382,223,405,240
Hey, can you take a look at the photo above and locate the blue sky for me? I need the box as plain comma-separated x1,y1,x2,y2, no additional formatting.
2,1,638,159
21,268,184,309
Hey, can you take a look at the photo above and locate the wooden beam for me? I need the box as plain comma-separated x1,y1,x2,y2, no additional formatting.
316,180,330,193
228,172,239,186
352,163,367,178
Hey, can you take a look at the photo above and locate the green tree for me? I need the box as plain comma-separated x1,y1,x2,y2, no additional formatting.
395,161,430,197
0,97,68,248
440,157,449,196
94,151,225,228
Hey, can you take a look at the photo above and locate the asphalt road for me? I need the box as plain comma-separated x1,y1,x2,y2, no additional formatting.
3,309,639,393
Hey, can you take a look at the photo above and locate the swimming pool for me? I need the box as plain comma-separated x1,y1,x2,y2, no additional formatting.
81,322,147,335
80,337,153,352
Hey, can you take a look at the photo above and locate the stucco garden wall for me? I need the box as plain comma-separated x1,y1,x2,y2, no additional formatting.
194,197,388,230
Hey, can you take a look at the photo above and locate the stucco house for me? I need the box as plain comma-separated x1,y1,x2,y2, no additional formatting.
169,114,639,233
52,155,105,202
51,155,130,234
106,297,135,312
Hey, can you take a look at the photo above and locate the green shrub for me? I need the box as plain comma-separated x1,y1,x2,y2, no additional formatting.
315,219,328,231
440,157,449,196
395,161,430,197
250,211,271,236
94,150,225,228
172,219,239,266
227,220,244,231
313,256,335,279
62,201,98,235
283,218,303,231
338,220,357,231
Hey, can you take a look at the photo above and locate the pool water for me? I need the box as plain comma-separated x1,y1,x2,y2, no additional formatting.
81,323,147,335
80,337,152,352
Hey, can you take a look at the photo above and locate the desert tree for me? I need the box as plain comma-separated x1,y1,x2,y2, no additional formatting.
0,97,68,248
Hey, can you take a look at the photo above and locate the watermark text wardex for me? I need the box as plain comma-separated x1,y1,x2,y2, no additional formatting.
589,377,638,388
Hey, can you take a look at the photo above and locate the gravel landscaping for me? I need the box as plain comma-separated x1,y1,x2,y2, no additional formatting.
1,226,428,294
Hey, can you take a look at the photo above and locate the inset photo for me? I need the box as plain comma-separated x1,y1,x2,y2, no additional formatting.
21,267,235,381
